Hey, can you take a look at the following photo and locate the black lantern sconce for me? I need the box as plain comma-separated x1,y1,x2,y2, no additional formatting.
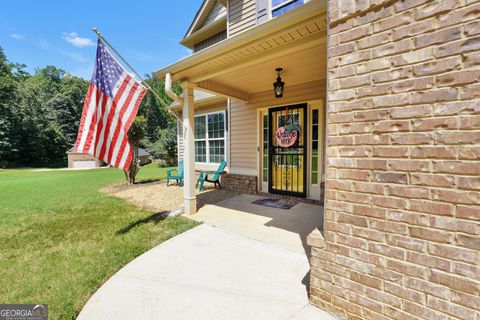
273,67,285,98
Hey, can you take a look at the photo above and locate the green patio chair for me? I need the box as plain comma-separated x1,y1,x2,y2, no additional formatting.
196,160,227,191
166,160,184,187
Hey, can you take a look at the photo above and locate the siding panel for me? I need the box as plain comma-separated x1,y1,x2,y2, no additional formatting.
229,80,326,175
228,0,256,36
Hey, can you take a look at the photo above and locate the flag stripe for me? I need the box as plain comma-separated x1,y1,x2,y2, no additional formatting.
97,75,131,162
108,81,139,165
73,41,145,171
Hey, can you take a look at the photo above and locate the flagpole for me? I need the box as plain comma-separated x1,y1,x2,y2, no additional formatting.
91,27,184,127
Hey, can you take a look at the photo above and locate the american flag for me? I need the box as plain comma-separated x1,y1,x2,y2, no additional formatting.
74,40,146,170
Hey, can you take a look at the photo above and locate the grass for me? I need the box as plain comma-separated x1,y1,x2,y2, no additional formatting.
0,163,198,319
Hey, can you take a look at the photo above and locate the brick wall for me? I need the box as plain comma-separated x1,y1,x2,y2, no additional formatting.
309,0,480,319
224,174,258,194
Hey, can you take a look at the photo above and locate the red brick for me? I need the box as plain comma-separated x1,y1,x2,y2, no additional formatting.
457,234,480,250
412,117,458,131
412,56,462,76
415,26,462,49
387,210,429,226
390,105,432,119
372,67,410,84
373,146,408,158
463,52,480,68
410,146,456,159
411,88,458,104
456,176,480,190
385,281,425,302
414,0,459,20
431,270,480,295
404,300,450,320
374,120,410,133
387,234,427,252
405,277,451,300
426,296,477,320
373,172,407,184
451,291,480,311
434,161,480,175
389,159,429,172
410,199,454,216
406,251,451,272
437,131,480,144
394,17,436,40
429,215,478,234
392,77,434,93
435,36,480,58
433,188,480,205
457,205,480,221
409,226,454,243
411,173,454,187
373,11,411,32
429,243,478,264
436,70,480,87
391,132,432,145
434,101,480,116
387,185,430,199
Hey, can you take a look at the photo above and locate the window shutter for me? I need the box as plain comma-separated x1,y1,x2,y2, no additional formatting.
256,0,269,24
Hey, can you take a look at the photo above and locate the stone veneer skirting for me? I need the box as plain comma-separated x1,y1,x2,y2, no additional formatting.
223,174,258,194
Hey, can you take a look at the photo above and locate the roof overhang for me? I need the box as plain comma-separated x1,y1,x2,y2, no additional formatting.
181,16,227,49
157,0,327,102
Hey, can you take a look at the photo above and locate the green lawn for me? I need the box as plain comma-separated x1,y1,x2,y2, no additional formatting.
0,164,198,319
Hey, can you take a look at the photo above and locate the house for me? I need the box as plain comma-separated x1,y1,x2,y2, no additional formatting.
66,147,104,169
156,0,480,319
137,148,152,165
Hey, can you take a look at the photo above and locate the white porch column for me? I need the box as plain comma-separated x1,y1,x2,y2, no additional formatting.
182,82,197,214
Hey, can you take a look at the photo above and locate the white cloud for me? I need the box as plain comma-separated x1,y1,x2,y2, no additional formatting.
10,33,24,40
62,32,95,47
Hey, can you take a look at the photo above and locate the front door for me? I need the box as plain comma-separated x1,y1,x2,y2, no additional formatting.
268,104,307,197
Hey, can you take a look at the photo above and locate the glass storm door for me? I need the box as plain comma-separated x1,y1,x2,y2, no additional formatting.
268,104,307,197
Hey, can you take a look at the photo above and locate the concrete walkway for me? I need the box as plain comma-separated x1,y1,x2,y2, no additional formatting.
78,224,334,320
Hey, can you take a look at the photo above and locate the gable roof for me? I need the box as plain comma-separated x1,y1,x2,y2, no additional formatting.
184,0,227,39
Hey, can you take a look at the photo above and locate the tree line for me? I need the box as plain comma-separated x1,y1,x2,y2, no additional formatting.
0,46,177,168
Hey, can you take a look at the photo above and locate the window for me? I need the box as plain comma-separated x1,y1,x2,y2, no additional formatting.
272,0,304,17
311,109,319,184
194,111,226,164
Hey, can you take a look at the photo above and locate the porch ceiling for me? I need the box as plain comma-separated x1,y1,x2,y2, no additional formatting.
156,0,327,99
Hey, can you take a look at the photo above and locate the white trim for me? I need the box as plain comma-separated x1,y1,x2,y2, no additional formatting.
194,110,227,165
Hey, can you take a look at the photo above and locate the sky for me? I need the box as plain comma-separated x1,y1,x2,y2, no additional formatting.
0,0,200,79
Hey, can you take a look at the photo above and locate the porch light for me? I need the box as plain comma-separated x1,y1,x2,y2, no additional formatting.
273,68,285,98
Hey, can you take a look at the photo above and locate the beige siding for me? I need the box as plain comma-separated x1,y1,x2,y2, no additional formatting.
228,0,256,36
177,117,184,161
229,80,326,175
202,1,227,28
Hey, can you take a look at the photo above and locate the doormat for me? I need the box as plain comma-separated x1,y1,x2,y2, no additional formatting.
252,198,297,210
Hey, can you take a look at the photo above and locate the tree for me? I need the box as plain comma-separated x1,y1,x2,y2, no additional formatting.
125,116,147,184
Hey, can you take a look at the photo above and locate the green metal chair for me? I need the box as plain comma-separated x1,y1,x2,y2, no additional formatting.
166,160,184,187
196,160,227,191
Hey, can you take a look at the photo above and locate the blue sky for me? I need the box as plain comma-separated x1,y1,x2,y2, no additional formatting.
0,0,200,79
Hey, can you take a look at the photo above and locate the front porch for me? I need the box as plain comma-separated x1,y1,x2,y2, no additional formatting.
191,193,323,254
156,0,327,214
78,190,331,320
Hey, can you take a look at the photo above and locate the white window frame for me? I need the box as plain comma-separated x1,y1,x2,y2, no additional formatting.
271,0,305,16
194,110,227,165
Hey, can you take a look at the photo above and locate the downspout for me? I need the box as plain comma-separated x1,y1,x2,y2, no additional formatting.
165,73,183,104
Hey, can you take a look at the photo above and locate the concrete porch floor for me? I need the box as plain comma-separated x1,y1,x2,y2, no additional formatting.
189,193,324,254
77,194,331,320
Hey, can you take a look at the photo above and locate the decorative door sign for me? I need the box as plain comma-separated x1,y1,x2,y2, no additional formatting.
275,112,301,148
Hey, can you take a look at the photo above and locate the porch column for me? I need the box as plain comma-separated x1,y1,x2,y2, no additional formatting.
182,82,197,214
